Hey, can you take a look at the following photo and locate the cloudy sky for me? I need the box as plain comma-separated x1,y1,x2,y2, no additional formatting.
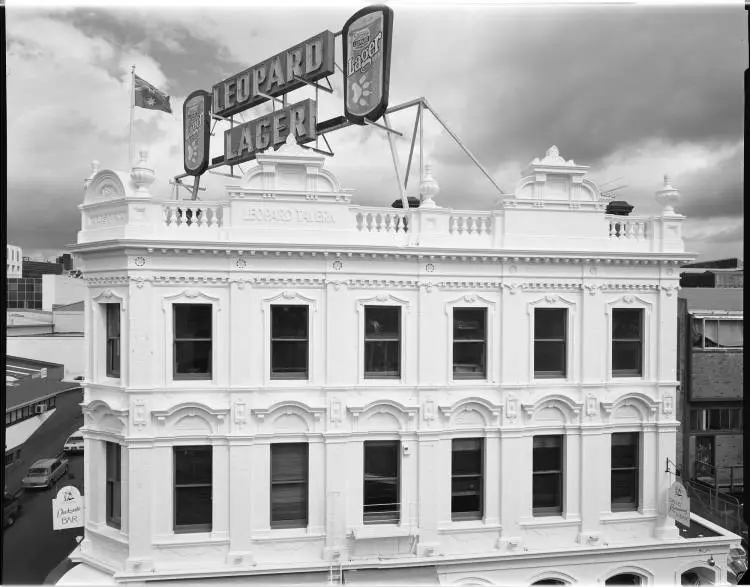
6,1,746,262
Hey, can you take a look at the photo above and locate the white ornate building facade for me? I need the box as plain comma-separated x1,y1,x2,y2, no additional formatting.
7,243,23,278
64,141,743,586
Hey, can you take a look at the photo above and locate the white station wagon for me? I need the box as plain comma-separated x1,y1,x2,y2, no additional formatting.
21,458,69,489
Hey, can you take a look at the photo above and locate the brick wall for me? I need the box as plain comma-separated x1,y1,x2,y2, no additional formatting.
715,434,743,470
690,351,743,400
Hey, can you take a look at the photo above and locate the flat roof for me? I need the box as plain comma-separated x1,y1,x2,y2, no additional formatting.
52,301,84,311
679,288,744,313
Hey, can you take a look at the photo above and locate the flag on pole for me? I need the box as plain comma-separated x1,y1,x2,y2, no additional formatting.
134,75,172,113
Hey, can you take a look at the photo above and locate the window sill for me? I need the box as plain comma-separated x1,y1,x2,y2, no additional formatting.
349,525,414,540
153,533,229,547
438,520,502,534
86,522,128,544
519,514,581,528
600,511,655,524
252,528,324,541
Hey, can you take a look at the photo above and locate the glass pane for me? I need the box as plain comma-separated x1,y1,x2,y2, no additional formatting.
364,340,400,376
365,306,400,339
533,473,561,510
718,320,743,347
271,444,307,482
707,409,722,430
106,443,121,482
691,320,704,347
535,308,566,340
611,470,637,507
533,436,562,472
364,441,399,478
612,433,638,468
605,574,642,585
453,308,486,340
613,309,642,339
271,483,307,526
175,486,212,527
451,485,481,515
534,341,566,376
364,478,399,507
271,306,308,339
452,439,482,475
612,341,641,373
453,342,486,376
271,341,308,376
174,304,212,339
175,341,212,376
175,447,212,485
106,304,120,338
702,320,719,347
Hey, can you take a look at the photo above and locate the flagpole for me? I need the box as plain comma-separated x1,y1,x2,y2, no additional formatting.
128,65,135,167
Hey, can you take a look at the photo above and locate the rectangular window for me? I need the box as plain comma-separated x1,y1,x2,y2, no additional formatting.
534,308,567,378
533,435,563,516
364,306,401,379
174,446,212,532
363,440,400,524
451,438,483,520
106,304,121,378
270,443,308,529
106,442,122,529
453,308,487,379
271,306,309,380
611,433,639,512
692,319,743,349
612,308,643,377
173,304,212,380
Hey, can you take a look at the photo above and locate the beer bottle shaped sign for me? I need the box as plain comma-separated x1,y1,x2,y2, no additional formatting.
342,5,394,125
183,90,212,176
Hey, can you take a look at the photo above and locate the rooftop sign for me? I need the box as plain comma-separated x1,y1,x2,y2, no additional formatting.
211,31,335,119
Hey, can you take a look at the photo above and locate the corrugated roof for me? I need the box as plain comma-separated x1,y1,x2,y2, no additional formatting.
679,288,744,313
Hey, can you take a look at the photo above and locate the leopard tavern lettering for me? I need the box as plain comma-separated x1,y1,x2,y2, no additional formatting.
245,207,335,225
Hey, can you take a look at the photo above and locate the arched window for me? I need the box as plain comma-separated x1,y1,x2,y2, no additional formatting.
532,580,567,585
605,574,642,585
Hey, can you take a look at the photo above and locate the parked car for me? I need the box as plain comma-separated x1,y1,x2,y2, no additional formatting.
63,429,84,453
3,490,23,527
21,458,69,489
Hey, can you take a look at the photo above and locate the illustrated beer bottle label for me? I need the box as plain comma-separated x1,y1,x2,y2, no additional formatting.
342,5,393,125
183,90,211,176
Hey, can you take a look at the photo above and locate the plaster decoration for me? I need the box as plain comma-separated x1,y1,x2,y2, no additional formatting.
133,401,148,428
332,259,343,271
348,400,418,432
654,175,681,216
600,565,653,585
583,283,600,296
662,394,673,415
623,295,635,304
252,401,325,432
509,264,518,274
83,400,128,434
253,276,326,289
667,267,674,276
356,292,411,310
502,283,522,295
439,397,502,427
327,280,346,291
151,402,228,436
505,395,518,420
330,398,343,423
660,285,679,297
86,276,130,287
423,398,436,422
451,577,493,586
262,290,317,309
425,263,436,273
521,394,583,424
586,394,599,417
602,392,658,422
133,276,145,289
463,295,476,304
545,294,558,303
133,256,147,267
527,571,577,585
234,401,247,426
236,258,247,269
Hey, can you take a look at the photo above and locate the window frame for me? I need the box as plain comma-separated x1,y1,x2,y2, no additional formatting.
691,317,743,350
452,307,488,380
533,307,568,379
172,303,213,381
611,432,640,513
363,440,401,525
270,442,309,529
105,303,121,378
611,308,644,378
532,435,564,517
173,445,213,533
105,441,122,529
270,305,310,381
363,305,402,380
451,437,484,521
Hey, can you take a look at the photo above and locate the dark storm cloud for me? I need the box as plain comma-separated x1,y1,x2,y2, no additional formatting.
424,6,746,167
675,146,743,220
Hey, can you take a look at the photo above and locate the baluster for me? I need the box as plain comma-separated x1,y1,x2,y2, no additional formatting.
205,207,214,228
448,217,455,234
366,213,373,232
355,212,363,231
476,217,484,235
467,217,476,235
485,217,492,235
169,207,179,226
164,206,172,226
384,213,393,233
608,221,614,238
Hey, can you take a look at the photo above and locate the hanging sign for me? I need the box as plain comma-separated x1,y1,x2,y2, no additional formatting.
224,99,317,166
212,31,335,119
666,481,690,526
52,485,84,530
183,90,212,176
342,4,394,125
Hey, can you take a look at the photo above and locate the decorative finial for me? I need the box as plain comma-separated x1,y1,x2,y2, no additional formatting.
130,147,155,197
91,160,100,174
419,160,440,208
138,150,149,166
655,173,680,216
285,133,297,146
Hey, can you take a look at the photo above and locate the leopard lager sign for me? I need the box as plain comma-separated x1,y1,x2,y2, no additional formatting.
183,90,211,176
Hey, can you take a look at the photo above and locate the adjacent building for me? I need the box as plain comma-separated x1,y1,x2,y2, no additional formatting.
62,143,743,585
7,244,23,278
